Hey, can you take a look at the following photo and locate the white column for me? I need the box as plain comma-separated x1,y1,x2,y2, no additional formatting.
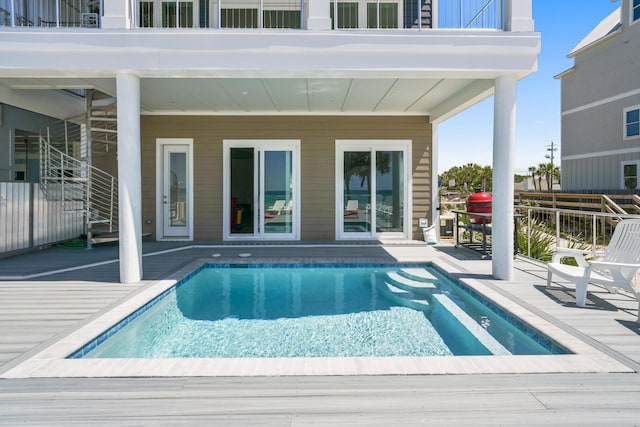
102,0,133,29
307,0,332,30
504,0,534,32
492,75,517,280
116,73,142,283
431,122,440,237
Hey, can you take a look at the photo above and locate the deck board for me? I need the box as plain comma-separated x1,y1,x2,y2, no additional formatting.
1,241,639,423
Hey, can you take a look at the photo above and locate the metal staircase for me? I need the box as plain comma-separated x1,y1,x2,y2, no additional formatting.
39,91,118,246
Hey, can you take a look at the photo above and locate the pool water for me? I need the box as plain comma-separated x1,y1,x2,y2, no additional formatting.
79,265,566,359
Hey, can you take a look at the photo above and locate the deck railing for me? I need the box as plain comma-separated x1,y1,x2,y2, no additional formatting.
0,0,101,28
515,205,640,261
1,0,503,30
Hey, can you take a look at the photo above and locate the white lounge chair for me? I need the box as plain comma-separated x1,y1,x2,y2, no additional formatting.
546,219,640,320
267,200,286,214
344,200,359,217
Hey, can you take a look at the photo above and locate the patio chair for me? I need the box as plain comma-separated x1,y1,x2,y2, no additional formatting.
546,219,640,320
267,200,286,214
344,199,359,217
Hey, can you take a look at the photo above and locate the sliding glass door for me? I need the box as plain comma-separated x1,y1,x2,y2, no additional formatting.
337,140,410,239
224,140,300,240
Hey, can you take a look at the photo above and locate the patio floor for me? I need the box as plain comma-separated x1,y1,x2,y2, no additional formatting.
1,240,640,424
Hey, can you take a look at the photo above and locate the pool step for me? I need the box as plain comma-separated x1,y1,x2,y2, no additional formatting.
385,271,437,296
398,268,438,283
375,278,431,312
432,294,511,356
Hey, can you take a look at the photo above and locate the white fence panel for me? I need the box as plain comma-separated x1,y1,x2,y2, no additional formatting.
0,182,84,254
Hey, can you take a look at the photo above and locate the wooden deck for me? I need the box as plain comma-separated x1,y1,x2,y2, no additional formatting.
1,241,640,424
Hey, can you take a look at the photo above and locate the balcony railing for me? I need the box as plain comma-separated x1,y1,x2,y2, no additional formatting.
0,0,101,27
0,0,503,30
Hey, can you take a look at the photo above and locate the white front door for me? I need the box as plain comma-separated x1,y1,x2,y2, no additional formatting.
157,139,193,240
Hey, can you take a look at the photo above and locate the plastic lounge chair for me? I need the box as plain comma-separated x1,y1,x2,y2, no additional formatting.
344,199,359,217
546,219,640,320
267,200,286,215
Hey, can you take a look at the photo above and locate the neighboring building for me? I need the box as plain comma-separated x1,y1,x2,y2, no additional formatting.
0,0,539,282
557,0,640,192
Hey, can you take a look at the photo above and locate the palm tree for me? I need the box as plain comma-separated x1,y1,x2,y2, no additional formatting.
550,164,560,189
528,166,538,191
537,163,548,192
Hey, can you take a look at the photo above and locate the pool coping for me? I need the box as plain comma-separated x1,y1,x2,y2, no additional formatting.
1,256,634,378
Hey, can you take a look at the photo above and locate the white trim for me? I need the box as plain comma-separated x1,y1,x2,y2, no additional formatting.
222,139,301,241
623,104,640,141
140,110,434,117
563,146,640,161
561,88,640,117
155,138,194,241
631,0,640,26
335,139,412,240
621,160,640,190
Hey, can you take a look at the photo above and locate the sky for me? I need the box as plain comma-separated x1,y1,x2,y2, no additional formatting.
437,0,622,174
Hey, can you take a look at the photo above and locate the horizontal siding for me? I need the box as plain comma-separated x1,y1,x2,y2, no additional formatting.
141,116,432,240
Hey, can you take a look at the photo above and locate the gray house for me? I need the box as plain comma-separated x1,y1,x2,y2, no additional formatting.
557,0,640,192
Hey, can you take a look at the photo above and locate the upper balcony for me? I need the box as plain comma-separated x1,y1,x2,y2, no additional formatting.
0,0,537,122
0,0,513,32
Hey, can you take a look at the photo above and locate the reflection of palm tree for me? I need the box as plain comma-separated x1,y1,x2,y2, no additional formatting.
343,152,392,195
344,152,371,196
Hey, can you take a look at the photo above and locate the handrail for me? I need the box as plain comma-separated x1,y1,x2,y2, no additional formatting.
514,205,640,261
39,115,118,242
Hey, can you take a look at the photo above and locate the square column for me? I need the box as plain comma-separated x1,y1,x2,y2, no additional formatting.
492,75,517,280
102,0,133,29
307,0,332,30
504,0,534,32
116,73,142,283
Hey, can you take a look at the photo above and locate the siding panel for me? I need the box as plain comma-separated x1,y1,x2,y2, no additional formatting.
141,116,431,241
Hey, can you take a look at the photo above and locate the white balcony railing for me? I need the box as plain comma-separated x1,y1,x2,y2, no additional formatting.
0,0,504,30
0,0,101,27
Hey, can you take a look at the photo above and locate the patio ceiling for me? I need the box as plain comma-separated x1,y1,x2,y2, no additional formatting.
1,76,493,120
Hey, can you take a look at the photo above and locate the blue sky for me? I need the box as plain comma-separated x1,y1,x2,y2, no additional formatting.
437,0,621,174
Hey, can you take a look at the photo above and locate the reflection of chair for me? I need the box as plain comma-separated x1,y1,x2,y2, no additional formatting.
344,199,359,217
546,219,640,319
267,200,286,214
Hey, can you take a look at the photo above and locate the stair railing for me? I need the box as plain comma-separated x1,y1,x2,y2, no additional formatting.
39,117,118,245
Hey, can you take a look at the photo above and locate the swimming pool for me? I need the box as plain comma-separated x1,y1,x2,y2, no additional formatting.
73,264,566,359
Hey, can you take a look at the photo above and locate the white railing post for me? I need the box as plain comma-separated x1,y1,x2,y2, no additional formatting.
555,210,560,249
527,208,531,258
110,176,116,232
217,0,221,28
55,0,60,28
592,214,597,256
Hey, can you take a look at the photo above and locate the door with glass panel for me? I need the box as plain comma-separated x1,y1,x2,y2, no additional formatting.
337,141,410,239
225,140,299,240
161,144,191,238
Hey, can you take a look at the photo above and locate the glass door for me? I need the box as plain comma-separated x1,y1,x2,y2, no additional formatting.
337,140,410,239
225,140,299,240
162,144,191,238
